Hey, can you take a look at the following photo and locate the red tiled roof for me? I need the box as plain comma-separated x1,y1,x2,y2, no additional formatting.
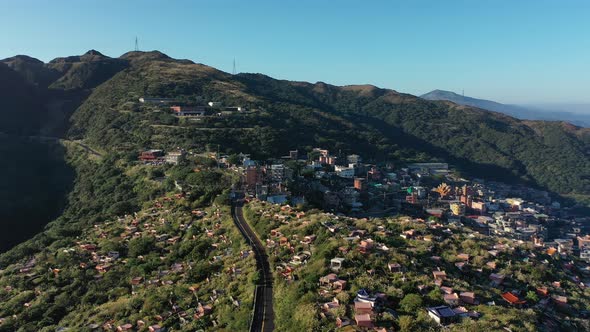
502,292,526,305
536,287,549,296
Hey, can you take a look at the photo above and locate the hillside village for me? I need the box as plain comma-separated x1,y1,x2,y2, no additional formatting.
138,141,590,266
244,199,590,331
0,181,258,331
232,147,590,263
123,140,590,331
2,49,590,332
231,149,590,331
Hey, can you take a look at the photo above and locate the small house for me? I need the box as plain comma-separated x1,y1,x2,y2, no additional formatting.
459,292,478,305
320,273,338,286
501,292,526,306
355,313,373,328
354,301,373,315
131,277,144,285
388,263,402,273
427,306,457,325
489,273,505,286
433,270,447,280
330,257,345,272
552,295,568,307
444,293,459,306
148,325,163,332
117,324,133,331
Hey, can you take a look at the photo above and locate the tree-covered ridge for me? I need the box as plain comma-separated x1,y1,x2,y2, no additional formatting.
50,51,589,200
3,50,589,198
242,200,590,331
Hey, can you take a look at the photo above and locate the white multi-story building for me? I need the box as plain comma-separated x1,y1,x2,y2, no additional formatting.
335,165,355,178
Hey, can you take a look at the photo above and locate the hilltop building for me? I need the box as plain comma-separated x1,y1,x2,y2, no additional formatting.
165,151,185,165
140,150,164,162
139,97,176,104
170,105,206,116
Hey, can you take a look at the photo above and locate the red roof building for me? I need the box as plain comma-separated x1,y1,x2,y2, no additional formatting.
355,313,373,328
139,149,163,161
502,292,526,306
354,301,373,315
536,287,549,297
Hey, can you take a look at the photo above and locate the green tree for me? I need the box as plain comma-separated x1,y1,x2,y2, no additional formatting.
227,154,240,166
127,237,156,257
426,288,443,304
398,315,416,332
399,293,423,314
525,290,539,303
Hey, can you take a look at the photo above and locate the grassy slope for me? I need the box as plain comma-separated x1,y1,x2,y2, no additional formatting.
0,191,256,331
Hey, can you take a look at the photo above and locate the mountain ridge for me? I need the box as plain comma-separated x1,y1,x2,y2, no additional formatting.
421,89,590,128
2,50,590,199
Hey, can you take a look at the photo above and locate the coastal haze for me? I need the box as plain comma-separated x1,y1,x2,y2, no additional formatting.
421,90,590,128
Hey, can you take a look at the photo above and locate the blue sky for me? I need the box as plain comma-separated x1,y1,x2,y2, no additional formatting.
1,0,589,104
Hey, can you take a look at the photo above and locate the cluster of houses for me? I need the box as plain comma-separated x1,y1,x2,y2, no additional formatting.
139,97,248,117
76,197,229,329
245,184,589,330
231,147,590,279
1,192,254,330
125,144,590,329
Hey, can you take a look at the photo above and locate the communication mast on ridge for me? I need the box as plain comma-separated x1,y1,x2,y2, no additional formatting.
135,37,139,52
232,58,236,75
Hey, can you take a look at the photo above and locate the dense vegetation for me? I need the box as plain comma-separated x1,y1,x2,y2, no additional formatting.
243,200,590,332
0,51,132,253
0,135,73,252
0,63,46,135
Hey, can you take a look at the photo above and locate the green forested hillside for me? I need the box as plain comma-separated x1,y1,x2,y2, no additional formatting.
64,53,590,198
0,63,46,135
0,51,136,253
1,50,590,331
1,49,589,257
0,135,73,252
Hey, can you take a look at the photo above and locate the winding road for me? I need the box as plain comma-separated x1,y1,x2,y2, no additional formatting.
231,194,274,332
0,132,103,158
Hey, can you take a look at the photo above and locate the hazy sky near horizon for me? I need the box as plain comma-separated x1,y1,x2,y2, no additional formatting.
1,0,589,104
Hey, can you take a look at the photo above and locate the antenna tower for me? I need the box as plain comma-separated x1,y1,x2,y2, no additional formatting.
135,37,139,51
232,58,236,75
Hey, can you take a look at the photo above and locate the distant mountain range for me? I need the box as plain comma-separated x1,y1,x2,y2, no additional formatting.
421,89,590,127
